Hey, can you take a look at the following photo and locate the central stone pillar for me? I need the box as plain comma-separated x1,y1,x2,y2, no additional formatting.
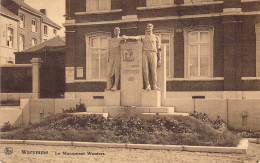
120,41,143,106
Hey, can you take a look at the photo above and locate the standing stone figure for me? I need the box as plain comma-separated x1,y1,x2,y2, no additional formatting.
107,27,123,91
123,23,161,91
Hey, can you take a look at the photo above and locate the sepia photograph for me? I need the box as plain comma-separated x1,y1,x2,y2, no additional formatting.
0,0,260,162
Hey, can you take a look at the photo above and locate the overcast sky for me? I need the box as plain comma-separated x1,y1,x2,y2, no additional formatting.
24,0,65,36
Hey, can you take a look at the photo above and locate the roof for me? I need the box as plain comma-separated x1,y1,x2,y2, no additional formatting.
42,15,61,29
16,36,65,53
12,0,43,16
0,5,19,20
11,0,61,29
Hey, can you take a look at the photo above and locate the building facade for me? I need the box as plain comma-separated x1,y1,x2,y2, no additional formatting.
0,0,61,64
0,5,19,64
64,0,260,99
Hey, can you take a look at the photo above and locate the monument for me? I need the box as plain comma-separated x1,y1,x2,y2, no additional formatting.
105,24,166,108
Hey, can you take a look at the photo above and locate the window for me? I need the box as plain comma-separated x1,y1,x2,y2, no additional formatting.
256,24,260,77
147,0,174,6
32,19,37,32
155,33,171,77
32,38,37,46
44,39,47,42
86,0,111,12
184,26,214,78
86,32,110,79
6,27,13,48
53,29,57,36
44,25,48,35
19,13,25,28
184,0,213,4
19,35,24,51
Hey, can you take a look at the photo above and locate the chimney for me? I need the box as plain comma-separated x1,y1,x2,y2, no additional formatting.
40,9,47,15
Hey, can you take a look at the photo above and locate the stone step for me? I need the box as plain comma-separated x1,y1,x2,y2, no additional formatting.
140,112,189,120
68,112,108,119
136,106,175,113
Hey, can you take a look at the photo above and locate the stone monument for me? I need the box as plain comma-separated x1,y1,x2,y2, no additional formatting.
105,24,166,107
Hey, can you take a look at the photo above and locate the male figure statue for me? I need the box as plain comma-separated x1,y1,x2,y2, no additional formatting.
107,27,123,91
123,23,161,91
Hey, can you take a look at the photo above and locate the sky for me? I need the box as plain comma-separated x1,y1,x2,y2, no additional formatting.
24,0,65,36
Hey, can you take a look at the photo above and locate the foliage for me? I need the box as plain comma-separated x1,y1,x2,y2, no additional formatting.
1,121,14,132
63,103,86,113
1,113,240,147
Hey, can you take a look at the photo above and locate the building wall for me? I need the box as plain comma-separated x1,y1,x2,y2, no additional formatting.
0,15,18,64
42,23,58,42
64,0,260,94
18,9,41,51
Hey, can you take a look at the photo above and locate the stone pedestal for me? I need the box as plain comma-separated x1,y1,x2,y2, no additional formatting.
141,90,161,107
105,90,120,106
120,41,143,106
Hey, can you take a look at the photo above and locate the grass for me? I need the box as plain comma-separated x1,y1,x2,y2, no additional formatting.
1,113,241,147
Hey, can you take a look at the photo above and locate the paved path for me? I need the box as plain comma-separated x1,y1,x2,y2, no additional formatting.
0,143,260,163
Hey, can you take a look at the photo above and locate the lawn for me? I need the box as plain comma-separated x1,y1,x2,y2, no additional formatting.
1,113,241,147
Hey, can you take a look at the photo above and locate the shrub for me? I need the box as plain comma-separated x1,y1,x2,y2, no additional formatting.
1,114,240,147
1,121,13,132
63,103,86,113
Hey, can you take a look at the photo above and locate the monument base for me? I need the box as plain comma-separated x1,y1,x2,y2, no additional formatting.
141,90,161,107
105,90,120,106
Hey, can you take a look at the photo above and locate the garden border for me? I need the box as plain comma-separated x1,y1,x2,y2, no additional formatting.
0,138,248,154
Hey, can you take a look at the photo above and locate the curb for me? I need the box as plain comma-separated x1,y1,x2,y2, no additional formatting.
0,139,248,154
247,138,260,144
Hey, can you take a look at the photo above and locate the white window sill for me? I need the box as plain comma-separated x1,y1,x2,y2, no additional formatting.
241,0,260,2
19,27,26,30
32,31,38,34
241,77,260,80
75,9,122,15
74,79,106,83
137,1,223,11
167,77,224,81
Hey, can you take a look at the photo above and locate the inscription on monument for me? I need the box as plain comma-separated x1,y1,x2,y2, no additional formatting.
121,42,143,106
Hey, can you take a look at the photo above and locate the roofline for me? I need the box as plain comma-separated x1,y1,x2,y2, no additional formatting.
43,21,62,29
15,45,65,54
20,6,42,17
0,12,19,21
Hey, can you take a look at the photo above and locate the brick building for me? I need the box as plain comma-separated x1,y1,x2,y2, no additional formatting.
0,0,61,64
64,0,260,99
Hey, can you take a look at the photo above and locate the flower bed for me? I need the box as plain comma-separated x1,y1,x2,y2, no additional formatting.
1,113,240,147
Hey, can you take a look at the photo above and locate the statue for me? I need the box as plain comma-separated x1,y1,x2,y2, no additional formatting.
123,23,161,91
107,27,124,91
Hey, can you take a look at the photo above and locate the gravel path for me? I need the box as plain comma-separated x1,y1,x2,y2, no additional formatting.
0,143,260,163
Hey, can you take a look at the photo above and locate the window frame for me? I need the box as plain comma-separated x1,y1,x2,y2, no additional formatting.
184,26,214,78
19,35,24,51
85,32,111,80
146,0,174,6
44,25,48,35
256,23,260,77
32,38,37,46
86,0,111,12
183,0,214,4
6,27,14,48
19,13,25,28
32,19,37,32
154,28,174,78
53,29,57,36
